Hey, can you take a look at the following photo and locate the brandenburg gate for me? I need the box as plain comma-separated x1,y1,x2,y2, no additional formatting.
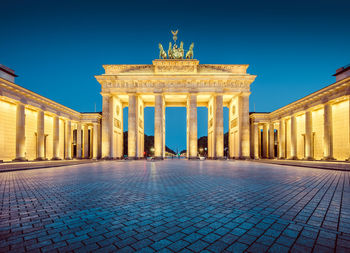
95,31,256,159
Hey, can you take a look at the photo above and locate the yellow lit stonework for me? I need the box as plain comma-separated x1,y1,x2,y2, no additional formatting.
0,52,349,162
96,59,256,159
250,74,350,161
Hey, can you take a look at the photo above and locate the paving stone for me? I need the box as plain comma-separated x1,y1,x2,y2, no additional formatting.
0,160,348,252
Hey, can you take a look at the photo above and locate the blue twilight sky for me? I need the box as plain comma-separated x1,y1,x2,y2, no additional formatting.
1,0,349,151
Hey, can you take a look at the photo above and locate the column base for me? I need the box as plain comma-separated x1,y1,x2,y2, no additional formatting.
127,156,139,160
278,157,286,160
65,157,72,160
187,156,199,160
289,156,298,160
303,157,314,161
254,156,260,160
35,157,48,161
12,157,28,162
238,156,251,160
51,157,62,160
322,156,335,161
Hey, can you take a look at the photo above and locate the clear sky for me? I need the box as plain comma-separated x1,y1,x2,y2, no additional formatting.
1,0,349,151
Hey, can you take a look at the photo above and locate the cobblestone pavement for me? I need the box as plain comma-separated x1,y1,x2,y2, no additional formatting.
0,160,99,173
0,160,349,253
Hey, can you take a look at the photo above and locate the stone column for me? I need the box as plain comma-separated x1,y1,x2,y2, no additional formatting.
65,120,72,159
128,94,137,159
239,94,250,159
187,94,197,159
254,123,260,159
101,95,111,159
77,123,82,159
215,94,224,158
36,109,45,160
93,123,98,160
154,94,164,159
290,115,297,159
52,115,60,160
262,123,268,158
14,103,26,161
268,123,275,159
323,103,334,160
278,118,285,159
83,124,89,158
304,110,313,160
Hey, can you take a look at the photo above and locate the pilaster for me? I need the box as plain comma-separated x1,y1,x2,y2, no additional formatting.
93,123,98,160
187,93,197,159
154,94,164,159
83,124,89,158
268,123,275,159
290,114,297,160
262,123,268,158
323,102,334,160
77,123,82,159
238,93,250,159
14,103,26,161
52,115,60,160
36,109,46,160
65,120,72,159
215,94,224,158
101,94,111,159
304,110,313,160
278,118,285,159
254,123,260,159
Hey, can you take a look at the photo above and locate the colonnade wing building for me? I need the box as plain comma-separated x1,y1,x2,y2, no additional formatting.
0,64,101,162
0,60,350,162
250,65,350,161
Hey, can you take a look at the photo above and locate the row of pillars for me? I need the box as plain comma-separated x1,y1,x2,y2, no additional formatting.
102,93,250,159
253,102,338,160
14,102,99,161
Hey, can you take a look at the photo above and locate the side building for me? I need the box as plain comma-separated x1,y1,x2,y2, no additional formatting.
250,65,350,161
0,65,101,162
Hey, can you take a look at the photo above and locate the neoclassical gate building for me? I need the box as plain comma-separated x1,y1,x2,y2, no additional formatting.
95,59,256,159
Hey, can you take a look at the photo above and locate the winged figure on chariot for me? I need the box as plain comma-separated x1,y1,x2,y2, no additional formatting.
158,30,194,59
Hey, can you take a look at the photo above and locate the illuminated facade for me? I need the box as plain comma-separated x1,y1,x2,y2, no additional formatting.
0,60,349,162
0,64,101,162
250,65,350,161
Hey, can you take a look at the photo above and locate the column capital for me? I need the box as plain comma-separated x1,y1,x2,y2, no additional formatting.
100,93,111,97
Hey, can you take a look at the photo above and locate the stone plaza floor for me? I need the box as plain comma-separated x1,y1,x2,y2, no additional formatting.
0,160,349,253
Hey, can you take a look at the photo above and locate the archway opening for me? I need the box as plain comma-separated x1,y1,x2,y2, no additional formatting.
165,107,186,157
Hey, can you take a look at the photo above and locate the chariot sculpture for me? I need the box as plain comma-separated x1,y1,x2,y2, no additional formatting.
158,30,194,59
